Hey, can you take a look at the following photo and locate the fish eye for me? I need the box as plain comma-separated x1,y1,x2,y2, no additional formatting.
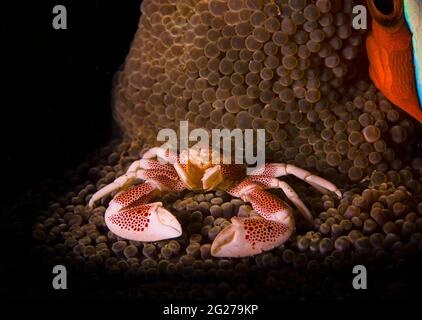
374,0,394,15
368,0,404,28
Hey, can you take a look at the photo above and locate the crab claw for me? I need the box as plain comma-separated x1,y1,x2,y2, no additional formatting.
202,165,223,190
211,216,294,258
105,202,182,242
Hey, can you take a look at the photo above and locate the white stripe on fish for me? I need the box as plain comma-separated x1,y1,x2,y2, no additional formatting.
404,0,422,107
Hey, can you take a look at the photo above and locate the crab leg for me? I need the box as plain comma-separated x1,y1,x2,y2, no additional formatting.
89,167,185,208
246,176,314,224
126,158,178,175
88,171,139,208
211,182,295,257
88,156,186,241
88,159,178,208
138,159,178,174
142,147,178,164
249,163,342,198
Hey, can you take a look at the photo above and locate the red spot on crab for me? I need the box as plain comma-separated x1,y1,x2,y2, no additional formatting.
90,147,341,257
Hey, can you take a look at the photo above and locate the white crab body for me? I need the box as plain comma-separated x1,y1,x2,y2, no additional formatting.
89,147,341,258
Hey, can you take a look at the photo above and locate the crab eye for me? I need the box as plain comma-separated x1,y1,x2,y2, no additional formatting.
367,0,404,29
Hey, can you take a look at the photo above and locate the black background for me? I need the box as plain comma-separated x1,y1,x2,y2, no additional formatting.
1,0,140,204
0,0,140,299
0,0,421,307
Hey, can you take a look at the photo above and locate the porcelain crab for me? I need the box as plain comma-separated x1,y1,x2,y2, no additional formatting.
88,147,341,257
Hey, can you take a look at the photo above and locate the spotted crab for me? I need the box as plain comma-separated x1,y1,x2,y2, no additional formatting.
89,147,341,257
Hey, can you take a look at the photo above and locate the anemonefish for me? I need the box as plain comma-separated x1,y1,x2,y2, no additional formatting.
366,0,422,122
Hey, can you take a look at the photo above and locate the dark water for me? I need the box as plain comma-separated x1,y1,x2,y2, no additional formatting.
0,0,139,299
1,0,422,304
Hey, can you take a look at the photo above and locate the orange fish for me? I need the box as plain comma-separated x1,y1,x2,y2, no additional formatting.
366,0,422,122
